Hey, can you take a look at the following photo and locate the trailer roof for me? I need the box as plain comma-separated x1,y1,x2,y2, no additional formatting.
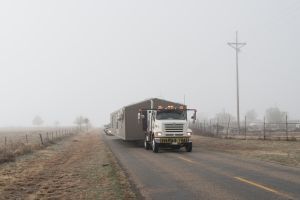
111,98,185,114
124,98,185,108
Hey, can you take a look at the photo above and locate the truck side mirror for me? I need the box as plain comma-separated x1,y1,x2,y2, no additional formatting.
191,112,196,123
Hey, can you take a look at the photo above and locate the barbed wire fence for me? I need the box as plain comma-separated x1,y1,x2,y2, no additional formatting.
190,115,300,141
0,127,80,163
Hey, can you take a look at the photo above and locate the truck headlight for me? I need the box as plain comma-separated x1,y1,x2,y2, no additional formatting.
155,132,162,136
187,132,192,136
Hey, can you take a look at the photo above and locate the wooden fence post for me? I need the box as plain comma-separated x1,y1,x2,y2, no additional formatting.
244,116,247,140
226,117,231,139
39,134,44,145
216,119,219,136
26,134,28,144
286,115,288,141
5,136,7,148
263,117,266,140
200,122,202,133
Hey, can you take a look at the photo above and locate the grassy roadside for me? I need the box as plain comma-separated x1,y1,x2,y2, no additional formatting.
0,131,137,200
193,135,300,167
79,134,137,199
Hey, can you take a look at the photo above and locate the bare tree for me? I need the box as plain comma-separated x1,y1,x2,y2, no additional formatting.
32,115,44,126
214,111,234,124
265,107,286,123
83,118,90,131
74,116,84,131
54,121,60,127
245,109,257,122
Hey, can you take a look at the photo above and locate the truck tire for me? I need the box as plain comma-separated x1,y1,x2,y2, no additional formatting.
144,140,150,150
185,143,192,152
152,139,159,153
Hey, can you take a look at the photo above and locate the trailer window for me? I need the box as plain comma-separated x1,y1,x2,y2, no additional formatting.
156,110,186,120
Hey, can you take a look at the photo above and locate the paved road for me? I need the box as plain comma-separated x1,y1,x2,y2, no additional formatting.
102,133,300,200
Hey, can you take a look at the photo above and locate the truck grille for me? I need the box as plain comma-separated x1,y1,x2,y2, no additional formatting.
164,124,184,132
166,134,183,136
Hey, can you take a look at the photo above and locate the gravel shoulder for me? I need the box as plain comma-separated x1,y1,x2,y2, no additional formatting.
0,130,136,200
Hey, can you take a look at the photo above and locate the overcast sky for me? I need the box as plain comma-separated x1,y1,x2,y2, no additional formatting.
0,0,299,126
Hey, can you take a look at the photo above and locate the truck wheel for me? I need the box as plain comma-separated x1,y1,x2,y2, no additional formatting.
152,139,159,153
144,140,150,150
185,143,192,152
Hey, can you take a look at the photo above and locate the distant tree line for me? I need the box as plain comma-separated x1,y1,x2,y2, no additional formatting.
211,106,287,123
74,116,91,131
31,115,92,130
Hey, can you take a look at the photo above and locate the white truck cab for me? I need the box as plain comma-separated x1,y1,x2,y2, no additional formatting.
138,105,196,153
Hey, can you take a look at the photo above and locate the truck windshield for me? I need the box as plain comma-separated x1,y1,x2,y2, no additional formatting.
156,110,186,120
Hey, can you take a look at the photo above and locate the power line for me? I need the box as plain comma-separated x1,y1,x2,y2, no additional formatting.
227,31,246,135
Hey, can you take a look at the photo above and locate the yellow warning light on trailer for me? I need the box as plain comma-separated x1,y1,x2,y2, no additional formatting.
166,105,175,109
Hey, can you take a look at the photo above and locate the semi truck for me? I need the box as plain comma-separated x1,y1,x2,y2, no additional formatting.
138,104,196,153
110,98,196,153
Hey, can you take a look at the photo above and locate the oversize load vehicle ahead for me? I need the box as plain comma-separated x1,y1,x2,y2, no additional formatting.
138,105,197,153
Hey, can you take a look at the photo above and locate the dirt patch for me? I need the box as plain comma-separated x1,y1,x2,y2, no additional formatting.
0,130,136,200
193,135,300,167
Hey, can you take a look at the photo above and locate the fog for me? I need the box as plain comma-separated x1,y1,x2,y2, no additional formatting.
0,0,299,126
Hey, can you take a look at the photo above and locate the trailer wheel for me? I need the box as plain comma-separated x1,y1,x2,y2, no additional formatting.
152,139,159,153
185,143,192,152
144,140,150,150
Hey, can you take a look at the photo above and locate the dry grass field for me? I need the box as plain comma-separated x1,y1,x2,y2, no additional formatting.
193,135,300,167
0,130,136,200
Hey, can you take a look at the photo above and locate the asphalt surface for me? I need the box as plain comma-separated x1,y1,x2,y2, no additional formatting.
102,133,300,200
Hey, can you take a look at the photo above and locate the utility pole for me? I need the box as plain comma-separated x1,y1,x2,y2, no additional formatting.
228,31,246,134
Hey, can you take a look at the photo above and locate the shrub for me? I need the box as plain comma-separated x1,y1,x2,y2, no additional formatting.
0,149,16,164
